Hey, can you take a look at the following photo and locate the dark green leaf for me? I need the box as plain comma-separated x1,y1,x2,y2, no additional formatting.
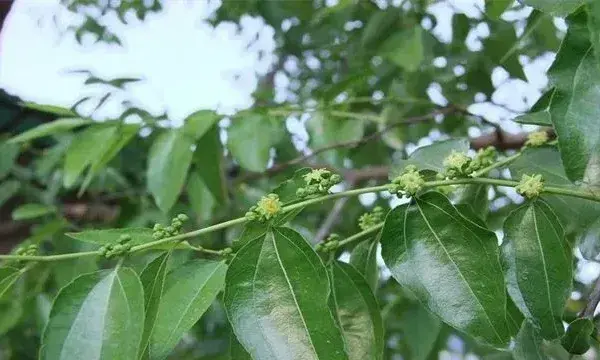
487,0,512,18
349,238,378,291
561,318,594,355
12,203,56,220
513,321,548,360
229,332,252,359
186,171,216,221
0,300,23,336
515,89,553,126
193,124,227,203
503,200,572,340
63,125,119,188
484,21,527,80
231,220,268,252
381,27,424,72
380,191,510,346
149,259,227,360
509,147,600,233
390,139,469,178
224,227,348,360
329,261,383,360
8,118,89,143
228,114,283,172
502,241,533,319
147,129,194,213
455,184,490,218
0,267,21,299
182,110,220,140
548,9,600,184
399,304,442,360
0,141,19,180
361,10,399,48
41,268,145,360
21,102,78,117
139,252,170,358
522,0,589,16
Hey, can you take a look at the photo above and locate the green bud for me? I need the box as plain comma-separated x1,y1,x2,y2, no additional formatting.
221,248,233,255
118,234,132,244
172,219,183,229
153,224,163,231
330,174,342,184
165,226,175,235
296,187,307,198
176,214,189,222
245,211,257,221
307,184,319,194
516,174,544,198
525,131,549,147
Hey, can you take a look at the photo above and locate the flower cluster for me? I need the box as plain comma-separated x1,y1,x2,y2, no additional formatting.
15,244,38,257
469,146,496,172
442,151,472,178
296,168,342,198
358,206,385,231
316,233,341,252
525,131,549,147
388,165,425,196
245,193,283,222
153,214,189,240
516,174,544,198
99,234,132,259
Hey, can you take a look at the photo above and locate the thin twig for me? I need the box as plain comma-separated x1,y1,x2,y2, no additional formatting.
584,276,600,318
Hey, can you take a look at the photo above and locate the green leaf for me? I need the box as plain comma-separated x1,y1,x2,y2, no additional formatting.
522,0,589,16
224,227,348,360
182,110,220,140
578,216,600,260
503,200,572,340
79,123,140,193
231,220,268,252
589,1,600,63
193,124,227,203
329,261,384,360
361,10,399,48
139,252,170,358
12,203,56,220
484,21,527,80
21,102,78,117
0,180,20,208
0,141,19,180
509,147,600,233
399,304,442,360
455,184,490,218
272,167,311,204
41,268,145,360
381,27,424,72
513,321,548,360
390,139,469,178
9,118,90,144
0,300,23,336
186,171,216,221
228,114,282,172
149,259,227,360
63,125,119,188
380,191,510,346
0,267,21,299
147,129,194,213
487,0,512,18
561,318,594,355
502,241,533,320
66,228,153,246
229,332,252,359
548,9,600,184
349,239,379,291
514,89,553,126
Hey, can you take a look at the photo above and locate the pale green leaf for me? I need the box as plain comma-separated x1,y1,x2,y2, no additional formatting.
522,0,589,16
0,267,21,300
382,27,424,72
147,129,194,213
186,171,216,221
380,191,510,346
306,112,365,166
139,252,170,359
66,228,153,246
228,114,283,172
9,118,90,144
513,321,548,360
400,304,442,360
224,227,349,360
182,110,220,140
390,138,469,178
487,0,512,18
41,268,145,360
12,203,56,220
349,238,379,291
192,124,227,203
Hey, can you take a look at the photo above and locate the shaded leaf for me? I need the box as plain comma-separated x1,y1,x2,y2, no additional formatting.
67,228,153,246
0,141,19,180
0,267,21,299
0,180,20,208
224,227,348,360
193,124,227,203
514,89,553,126
349,238,379,291
21,102,78,117
487,0,512,18
382,27,424,72
306,112,365,166
329,261,384,360
399,304,442,360
548,9,600,184
561,318,594,355
186,171,216,221
8,118,89,143
147,129,194,213
503,200,572,340
149,259,227,360
455,184,490,218
139,252,170,358
522,0,589,16
513,321,548,360
229,332,252,359
380,191,509,346
41,268,145,360
228,114,283,172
